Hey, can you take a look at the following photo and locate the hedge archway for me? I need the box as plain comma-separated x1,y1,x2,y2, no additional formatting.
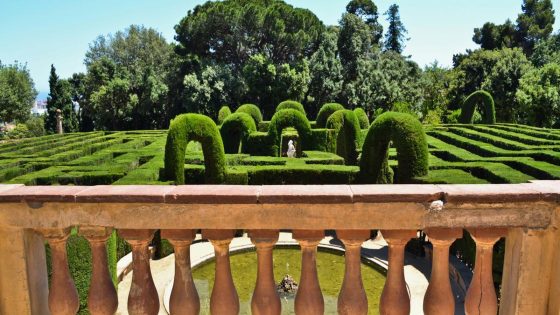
459,90,496,124
276,100,306,116
326,110,361,165
164,114,226,184
268,109,312,156
359,112,428,183
236,104,263,123
316,103,345,127
353,107,370,129
217,105,232,124
220,112,257,154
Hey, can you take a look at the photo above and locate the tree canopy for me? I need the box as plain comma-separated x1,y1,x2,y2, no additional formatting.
0,61,36,123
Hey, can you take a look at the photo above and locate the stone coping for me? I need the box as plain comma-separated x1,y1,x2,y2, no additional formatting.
0,182,558,204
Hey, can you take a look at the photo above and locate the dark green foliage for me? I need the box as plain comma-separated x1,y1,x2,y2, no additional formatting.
243,132,276,156
309,129,337,153
220,113,257,154
460,90,496,124
0,61,37,123
383,4,408,53
316,103,345,127
326,110,361,165
164,114,226,184
276,100,306,116
236,104,263,124
268,109,312,156
360,112,429,183
217,105,232,124
46,65,79,133
354,107,370,129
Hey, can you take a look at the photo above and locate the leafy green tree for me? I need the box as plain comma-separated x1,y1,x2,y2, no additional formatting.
45,65,79,133
516,63,560,127
383,4,408,53
307,26,344,117
90,78,137,130
531,31,560,66
345,0,383,45
420,62,453,122
473,20,516,50
338,13,374,80
515,0,555,55
181,65,233,119
0,61,37,123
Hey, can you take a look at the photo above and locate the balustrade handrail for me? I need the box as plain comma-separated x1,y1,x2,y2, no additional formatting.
0,181,558,315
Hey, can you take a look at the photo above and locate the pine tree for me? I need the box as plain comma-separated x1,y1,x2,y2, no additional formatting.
384,4,408,54
45,65,79,133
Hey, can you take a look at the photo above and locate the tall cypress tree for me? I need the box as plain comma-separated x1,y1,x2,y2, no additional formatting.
45,65,78,133
383,4,408,54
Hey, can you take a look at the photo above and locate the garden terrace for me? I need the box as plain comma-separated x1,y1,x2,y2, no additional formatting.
0,182,558,314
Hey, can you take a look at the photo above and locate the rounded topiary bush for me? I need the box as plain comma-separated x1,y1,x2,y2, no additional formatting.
164,114,226,184
220,112,257,154
236,104,263,124
359,112,428,183
326,110,361,165
268,109,312,156
217,105,232,125
353,107,370,129
316,103,345,127
276,100,306,116
459,90,496,124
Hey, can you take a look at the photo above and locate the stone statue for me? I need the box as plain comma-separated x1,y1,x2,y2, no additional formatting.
287,140,296,158
55,109,63,134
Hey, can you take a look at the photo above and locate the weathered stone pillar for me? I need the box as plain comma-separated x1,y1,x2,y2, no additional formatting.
336,230,370,315
249,230,280,315
119,229,159,315
465,228,505,315
40,227,79,315
56,109,63,134
80,226,118,315
379,230,416,315
293,230,324,315
161,229,200,315
0,227,49,315
423,228,461,315
203,229,239,315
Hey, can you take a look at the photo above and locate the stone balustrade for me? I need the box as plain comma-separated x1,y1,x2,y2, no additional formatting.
0,182,558,315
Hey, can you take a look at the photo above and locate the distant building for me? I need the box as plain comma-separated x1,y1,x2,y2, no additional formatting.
31,100,47,116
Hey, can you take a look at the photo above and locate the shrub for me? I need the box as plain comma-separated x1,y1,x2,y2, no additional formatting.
268,109,312,156
326,110,361,165
316,103,345,127
236,104,263,123
243,132,276,156
459,90,496,124
359,112,429,183
353,107,370,129
217,105,232,124
220,113,257,154
276,100,306,116
164,114,226,184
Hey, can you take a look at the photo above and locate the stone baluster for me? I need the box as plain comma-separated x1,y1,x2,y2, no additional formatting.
336,230,370,315
80,226,118,315
293,230,324,315
465,228,505,315
249,230,281,315
379,230,416,315
119,229,159,315
40,227,79,315
161,229,199,315
202,229,239,315
423,228,462,315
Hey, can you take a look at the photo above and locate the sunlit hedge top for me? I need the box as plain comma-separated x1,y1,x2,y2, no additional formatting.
268,109,312,156
460,90,496,124
276,100,306,116
353,107,370,129
236,104,263,123
220,112,257,154
316,103,345,127
217,105,232,125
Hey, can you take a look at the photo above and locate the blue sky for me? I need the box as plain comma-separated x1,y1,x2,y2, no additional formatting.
0,0,558,96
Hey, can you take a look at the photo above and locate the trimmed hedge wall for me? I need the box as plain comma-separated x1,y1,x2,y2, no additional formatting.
276,100,306,116
243,132,276,156
459,90,496,124
354,107,370,129
236,104,263,124
268,109,312,156
164,114,226,184
360,112,429,183
220,113,257,154
316,103,345,128
326,110,361,165
217,105,232,124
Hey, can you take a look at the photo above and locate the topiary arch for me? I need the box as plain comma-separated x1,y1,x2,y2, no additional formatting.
236,104,263,123
268,109,312,156
276,100,306,116
316,103,345,127
359,112,429,183
459,90,496,124
326,110,361,165
353,107,370,129
164,114,226,184
220,112,257,154
217,105,232,124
